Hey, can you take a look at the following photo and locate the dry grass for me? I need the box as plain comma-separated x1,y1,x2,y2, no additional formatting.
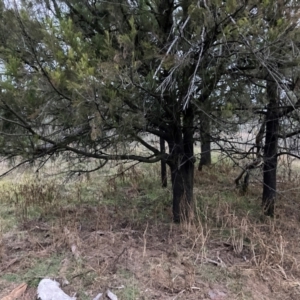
0,160,300,299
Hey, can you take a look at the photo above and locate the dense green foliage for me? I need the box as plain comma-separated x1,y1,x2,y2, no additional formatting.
1,0,300,220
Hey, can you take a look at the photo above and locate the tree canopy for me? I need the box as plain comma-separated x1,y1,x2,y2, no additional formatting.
1,0,300,221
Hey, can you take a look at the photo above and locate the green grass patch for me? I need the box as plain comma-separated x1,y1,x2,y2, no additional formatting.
116,269,140,300
0,254,64,287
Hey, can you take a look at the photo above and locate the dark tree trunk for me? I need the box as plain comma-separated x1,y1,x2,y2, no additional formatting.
170,161,194,223
160,137,167,187
168,106,195,223
198,112,211,171
262,81,279,217
262,112,278,216
199,140,211,171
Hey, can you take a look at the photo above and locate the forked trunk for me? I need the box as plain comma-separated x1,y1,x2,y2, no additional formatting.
168,106,195,223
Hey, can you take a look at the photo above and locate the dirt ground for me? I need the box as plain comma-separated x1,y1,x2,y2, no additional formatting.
0,207,299,299
1,164,300,299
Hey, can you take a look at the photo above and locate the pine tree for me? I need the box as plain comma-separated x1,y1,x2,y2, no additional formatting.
1,0,300,220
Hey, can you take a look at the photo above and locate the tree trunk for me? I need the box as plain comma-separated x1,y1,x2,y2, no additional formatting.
199,140,211,171
262,81,279,217
170,161,194,223
198,111,211,171
160,137,167,187
168,106,195,223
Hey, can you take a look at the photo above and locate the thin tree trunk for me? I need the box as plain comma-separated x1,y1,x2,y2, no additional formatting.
262,80,279,217
199,140,211,171
198,112,211,171
182,105,195,220
160,137,167,187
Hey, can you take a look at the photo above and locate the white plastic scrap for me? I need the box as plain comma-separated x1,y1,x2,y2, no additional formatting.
106,289,118,300
92,293,103,300
37,279,76,300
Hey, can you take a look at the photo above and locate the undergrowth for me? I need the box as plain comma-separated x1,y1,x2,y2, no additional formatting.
0,160,300,299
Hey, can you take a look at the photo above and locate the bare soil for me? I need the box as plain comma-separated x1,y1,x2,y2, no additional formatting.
0,163,300,299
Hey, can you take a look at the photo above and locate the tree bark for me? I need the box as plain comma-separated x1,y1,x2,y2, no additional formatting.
197,107,211,171
262,80,279,217
160,137,167,187
198,114,211,171
170,161,194,223
199,140,211,171
168,106,195,223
